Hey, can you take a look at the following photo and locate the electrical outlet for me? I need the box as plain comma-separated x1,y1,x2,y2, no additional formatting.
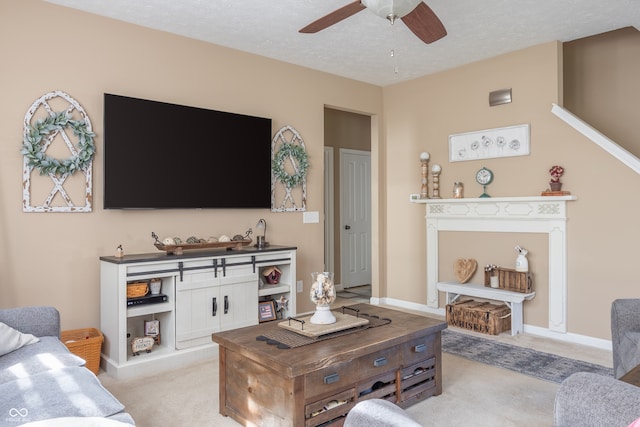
296,280,303,293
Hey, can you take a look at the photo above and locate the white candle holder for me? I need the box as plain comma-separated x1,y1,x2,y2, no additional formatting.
309,272,336,324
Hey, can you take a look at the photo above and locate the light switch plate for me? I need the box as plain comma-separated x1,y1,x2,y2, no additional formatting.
296,280,303,293
303,211,319,223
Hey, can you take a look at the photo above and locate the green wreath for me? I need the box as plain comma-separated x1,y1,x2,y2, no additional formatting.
272,143,309,188
21,111,96,176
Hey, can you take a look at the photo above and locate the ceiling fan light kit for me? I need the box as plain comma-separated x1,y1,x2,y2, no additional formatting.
361,0,423,20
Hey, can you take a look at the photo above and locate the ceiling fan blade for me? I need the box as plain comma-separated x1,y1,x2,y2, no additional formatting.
401,2,447,44
299,1,366,33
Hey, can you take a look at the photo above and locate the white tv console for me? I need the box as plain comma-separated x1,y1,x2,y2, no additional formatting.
100,245,296,379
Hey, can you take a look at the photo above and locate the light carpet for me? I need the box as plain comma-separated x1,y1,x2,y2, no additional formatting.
442,329,614,383
100,350,560,426
99,308,612,426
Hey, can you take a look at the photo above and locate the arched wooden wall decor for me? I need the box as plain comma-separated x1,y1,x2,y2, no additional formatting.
271,125,308,212
22,91,95,212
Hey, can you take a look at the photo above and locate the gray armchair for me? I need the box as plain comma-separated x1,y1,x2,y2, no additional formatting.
611,298,640,378
555,372,640,426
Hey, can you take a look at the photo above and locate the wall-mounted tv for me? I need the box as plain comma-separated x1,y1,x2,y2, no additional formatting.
103,93,272,209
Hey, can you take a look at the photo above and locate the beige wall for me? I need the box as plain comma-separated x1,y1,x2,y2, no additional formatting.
564,27,640,157
0,1,383,326
3,1,637,342
383,36,640,341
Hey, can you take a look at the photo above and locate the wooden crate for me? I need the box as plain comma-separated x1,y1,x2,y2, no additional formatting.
484,267,532,293
446,299,511,335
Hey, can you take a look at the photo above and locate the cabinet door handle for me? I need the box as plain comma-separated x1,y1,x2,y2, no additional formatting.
324,373,340,384
373,357,387,367
224,295,229,314
414,343,426,353
212,297,217,316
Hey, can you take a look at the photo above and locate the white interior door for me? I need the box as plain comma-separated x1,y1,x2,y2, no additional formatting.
340,149,371,288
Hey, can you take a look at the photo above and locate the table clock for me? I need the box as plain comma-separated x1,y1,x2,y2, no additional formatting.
476,167,493,197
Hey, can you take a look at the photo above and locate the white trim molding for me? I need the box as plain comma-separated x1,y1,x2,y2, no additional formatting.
551,103,640,175
411,196,576,333
371,297,611,350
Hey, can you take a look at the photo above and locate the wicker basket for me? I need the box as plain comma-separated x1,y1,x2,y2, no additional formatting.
127,281,149,298
61,328,104,375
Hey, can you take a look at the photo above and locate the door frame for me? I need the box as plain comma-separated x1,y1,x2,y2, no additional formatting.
324,147,335,276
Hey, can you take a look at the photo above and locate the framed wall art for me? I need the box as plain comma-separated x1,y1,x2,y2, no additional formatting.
449,124,530,162
144,319,161,345
271,125,308,212
258,300,276,322
22,90,95,212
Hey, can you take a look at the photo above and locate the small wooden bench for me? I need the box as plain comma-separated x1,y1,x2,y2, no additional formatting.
437,281,535,335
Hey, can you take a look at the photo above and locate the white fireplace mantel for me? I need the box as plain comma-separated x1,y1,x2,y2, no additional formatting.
411,195,576,333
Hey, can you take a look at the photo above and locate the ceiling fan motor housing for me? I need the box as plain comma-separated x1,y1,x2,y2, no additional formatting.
362,0,423,19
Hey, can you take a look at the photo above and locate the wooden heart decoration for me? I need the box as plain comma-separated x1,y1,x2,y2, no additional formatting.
454,258,477,283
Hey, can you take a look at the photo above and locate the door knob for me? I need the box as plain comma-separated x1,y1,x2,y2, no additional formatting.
345,225,351,230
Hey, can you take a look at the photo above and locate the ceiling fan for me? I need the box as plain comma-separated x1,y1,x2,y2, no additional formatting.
300,0,447,44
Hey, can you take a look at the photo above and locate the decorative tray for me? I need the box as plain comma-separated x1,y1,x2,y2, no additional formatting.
278,312,369,338
153,240,252,255
151,231,252,255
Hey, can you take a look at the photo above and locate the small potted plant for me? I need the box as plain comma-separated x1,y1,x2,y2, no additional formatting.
549,165,564,191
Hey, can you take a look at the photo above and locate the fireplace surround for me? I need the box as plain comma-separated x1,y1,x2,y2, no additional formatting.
412,195,576,333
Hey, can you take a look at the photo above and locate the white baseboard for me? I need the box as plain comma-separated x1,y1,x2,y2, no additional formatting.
523,324,612,351
370,297,612,351
371,297,443,317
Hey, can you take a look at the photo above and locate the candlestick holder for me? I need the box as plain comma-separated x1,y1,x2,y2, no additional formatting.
431,164,441,199
420,152,430,199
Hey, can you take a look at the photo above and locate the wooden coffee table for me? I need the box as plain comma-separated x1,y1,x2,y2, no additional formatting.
212,303,447,427
621,364,640,386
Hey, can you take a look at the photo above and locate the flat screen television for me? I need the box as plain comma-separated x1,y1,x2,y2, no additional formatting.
103,93,272,209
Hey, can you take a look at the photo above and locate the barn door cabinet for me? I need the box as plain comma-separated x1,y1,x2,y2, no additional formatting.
175,255,259,349
100,245,296,379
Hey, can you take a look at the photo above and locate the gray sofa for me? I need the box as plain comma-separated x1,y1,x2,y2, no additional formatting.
555,372,640,426
0,306,134,426
611,298,640,378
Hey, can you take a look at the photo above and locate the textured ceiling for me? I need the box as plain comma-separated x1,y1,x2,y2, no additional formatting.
44,0,640,86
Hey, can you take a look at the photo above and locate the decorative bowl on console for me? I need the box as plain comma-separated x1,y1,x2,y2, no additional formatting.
151,231,251,255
